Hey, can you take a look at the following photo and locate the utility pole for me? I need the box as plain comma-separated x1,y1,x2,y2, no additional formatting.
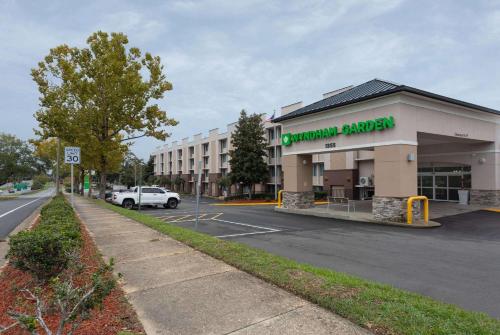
56,137,60,193
273,126,279,200
274,135,278,200
138,162,143,212
134,164,137,187
194,160,202,230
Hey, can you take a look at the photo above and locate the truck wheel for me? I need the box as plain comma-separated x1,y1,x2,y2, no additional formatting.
122,199,135,209
166,198,178,209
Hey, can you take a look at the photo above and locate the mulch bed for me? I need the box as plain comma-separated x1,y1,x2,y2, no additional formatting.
0,218,144,335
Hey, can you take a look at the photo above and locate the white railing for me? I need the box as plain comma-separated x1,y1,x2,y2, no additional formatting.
327,197,356,213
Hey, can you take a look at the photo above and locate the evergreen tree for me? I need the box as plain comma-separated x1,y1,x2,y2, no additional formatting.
229,110,268,198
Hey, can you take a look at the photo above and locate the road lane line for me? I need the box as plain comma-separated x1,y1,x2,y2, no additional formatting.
212,218,279,232
0,198,42,219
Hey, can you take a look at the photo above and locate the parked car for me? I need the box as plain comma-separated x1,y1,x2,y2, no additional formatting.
111,186,181,209
8,188,15,194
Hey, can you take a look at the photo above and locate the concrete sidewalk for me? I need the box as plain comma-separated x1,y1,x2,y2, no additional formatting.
73,197,370,335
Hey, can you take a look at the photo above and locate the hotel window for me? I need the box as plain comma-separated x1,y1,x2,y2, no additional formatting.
313,163,324,177
219,139,227,152
268,128,275,142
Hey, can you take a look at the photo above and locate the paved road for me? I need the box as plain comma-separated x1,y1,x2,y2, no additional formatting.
0,188,54,239
137,196,500,318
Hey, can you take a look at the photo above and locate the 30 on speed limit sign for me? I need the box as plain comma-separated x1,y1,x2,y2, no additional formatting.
64,147,81,164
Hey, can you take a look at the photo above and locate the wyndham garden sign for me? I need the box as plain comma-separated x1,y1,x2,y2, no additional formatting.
281,115,395,147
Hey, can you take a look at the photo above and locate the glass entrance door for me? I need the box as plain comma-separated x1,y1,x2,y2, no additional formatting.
417,166,471,202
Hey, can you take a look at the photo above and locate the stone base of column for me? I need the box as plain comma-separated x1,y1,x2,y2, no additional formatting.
372,196,421,222
282,191,314,209
470,189,500,206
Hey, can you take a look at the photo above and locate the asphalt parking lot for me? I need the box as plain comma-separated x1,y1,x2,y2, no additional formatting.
139,196,500,318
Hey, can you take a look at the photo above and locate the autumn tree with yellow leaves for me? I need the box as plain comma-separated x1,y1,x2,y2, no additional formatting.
32,31,177,197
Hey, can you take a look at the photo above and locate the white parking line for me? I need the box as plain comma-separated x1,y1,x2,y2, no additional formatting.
212,218,279,232
159,213,224,222
216,230,282,238
170,215,193,222
0,198,41,219
211,213,223,220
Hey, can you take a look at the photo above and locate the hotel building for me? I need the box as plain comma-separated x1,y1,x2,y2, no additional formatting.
152,79,500,221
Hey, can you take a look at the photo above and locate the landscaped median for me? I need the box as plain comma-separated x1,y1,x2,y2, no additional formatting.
95,199,500,335
0,196,144,334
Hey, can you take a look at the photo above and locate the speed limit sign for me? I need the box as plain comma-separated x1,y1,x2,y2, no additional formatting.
64,147,81,164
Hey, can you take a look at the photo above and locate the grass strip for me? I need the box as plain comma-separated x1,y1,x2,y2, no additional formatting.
94,199,500,335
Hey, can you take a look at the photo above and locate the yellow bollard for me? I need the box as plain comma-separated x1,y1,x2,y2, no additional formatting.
407,196,429,224
278,190,284,208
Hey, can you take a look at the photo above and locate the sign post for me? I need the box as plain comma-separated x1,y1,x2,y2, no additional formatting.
64,147,81,207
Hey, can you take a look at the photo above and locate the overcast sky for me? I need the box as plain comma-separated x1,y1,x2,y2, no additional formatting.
1,0,500,159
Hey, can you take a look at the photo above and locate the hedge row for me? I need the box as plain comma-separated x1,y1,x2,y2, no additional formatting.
7,196,81,281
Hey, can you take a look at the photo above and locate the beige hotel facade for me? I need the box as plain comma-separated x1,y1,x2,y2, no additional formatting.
152,79,500,221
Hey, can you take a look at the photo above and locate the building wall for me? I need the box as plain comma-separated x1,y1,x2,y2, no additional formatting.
279,92,499,198
152,91,499,202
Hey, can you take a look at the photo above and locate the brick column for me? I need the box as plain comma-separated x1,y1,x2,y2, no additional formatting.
282,154,314,209
372,144,418,222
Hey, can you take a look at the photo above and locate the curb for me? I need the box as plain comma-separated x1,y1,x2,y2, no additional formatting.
212,201,329,206
274,206,441,228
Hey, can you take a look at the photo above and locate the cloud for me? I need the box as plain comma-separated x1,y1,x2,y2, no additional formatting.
1,0,500,159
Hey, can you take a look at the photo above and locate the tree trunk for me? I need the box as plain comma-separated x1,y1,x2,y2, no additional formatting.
80,168,84,195
99,173,107,199
99,154,107,199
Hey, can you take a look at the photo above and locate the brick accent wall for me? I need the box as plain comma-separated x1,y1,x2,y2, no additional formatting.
323,169,359,199
372,196,421,222
470,189,500,206
282,191,314,209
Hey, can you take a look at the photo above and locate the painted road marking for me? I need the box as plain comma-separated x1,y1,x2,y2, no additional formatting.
160,213,225,222
215,230,283,238
170,215,193,222
212,218,280,232
153,212,283,238
0,198,42,219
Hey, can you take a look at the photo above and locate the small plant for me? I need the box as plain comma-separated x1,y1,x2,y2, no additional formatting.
7,229,78,281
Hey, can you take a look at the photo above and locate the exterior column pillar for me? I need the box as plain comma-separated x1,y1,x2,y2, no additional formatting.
372,144,418,222
470,151,500,206
282,154,314,209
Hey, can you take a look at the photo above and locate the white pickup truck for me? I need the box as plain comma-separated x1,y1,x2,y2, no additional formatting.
111,186,181,209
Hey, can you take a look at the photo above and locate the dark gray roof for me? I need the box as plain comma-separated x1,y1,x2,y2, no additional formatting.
273,79,500,122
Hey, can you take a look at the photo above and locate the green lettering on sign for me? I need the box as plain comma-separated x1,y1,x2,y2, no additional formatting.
281,116,395,146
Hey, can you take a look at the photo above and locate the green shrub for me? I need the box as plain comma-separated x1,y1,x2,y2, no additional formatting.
314,191,328,200
7,196,81,281
7,228,77,280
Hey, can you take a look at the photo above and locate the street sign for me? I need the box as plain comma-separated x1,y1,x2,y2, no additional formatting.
64,146,80,208
64,147,81,164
